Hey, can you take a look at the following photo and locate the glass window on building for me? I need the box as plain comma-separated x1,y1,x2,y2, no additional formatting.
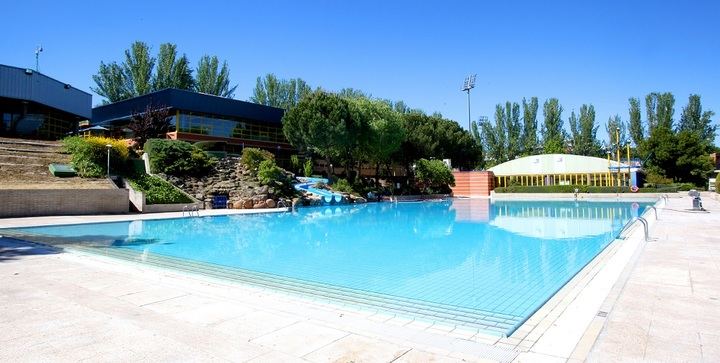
176,112,287,143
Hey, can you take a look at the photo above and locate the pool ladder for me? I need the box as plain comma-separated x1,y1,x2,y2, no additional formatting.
617,205,659,242
182,205,200,217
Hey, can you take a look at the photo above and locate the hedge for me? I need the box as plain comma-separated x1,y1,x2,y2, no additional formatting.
127,174,192,204
493,185,679,193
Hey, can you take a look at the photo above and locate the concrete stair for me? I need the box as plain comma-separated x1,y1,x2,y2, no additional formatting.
0,137,111,189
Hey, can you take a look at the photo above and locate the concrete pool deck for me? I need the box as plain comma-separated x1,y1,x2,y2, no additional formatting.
1,195,717,362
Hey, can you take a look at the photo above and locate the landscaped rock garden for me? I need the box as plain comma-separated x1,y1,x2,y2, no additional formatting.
162,156,295,209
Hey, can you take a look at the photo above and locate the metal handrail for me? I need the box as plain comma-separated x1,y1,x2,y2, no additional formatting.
617,216,650,241
646,206,658,220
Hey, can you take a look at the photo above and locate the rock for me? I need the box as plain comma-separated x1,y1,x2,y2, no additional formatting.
292,198,302,208
265,199,276,208
232,201,244,209
242,199,254,209
253,194,269,202
253,201,268,209
354,197,367,204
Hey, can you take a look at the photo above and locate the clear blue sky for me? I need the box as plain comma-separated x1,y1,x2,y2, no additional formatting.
1,0,718,143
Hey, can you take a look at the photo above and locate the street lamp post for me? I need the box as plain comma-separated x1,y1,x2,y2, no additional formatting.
106,144,112,178
461,74,476,131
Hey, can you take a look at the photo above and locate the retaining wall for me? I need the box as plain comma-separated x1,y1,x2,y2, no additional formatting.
0,189,129,218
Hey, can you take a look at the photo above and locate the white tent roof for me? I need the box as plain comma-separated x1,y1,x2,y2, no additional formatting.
488,154,628,176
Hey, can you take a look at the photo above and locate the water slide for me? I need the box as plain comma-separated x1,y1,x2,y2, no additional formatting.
294,177,345,204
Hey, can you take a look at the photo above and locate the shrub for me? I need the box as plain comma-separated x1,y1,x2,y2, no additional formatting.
257,159,284,185
676,183,696,191
62,136,129,177
127,174,192,204
290,155,300,171
645,172,673,185
144,139,214,176
332,178,354,193
303,159,313,177
716,173,720,193
240,148,274,173
414,158,455,194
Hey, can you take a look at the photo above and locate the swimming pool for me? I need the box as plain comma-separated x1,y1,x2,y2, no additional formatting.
2,198,653,336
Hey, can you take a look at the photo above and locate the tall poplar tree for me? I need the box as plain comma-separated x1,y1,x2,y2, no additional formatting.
679,94,716,144
605,115,628,155
520,97,539,155
194,55,237,98
541,98,565,153
250,73,312,110
152,43,193,91
628,97,644,147
569,105,600,156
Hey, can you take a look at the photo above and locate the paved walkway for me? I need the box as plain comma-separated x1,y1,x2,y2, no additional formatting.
1,238,512,362
588,194,720,362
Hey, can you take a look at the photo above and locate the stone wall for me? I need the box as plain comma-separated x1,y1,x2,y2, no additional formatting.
0,189,129,218
451,171,495,198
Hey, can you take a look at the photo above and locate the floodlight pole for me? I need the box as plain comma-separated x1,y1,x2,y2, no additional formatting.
461,74,476,132
466,89,472,131
35,45,43,72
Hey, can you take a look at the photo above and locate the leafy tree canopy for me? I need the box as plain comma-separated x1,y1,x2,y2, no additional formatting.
92,41,234,104
250,73,312,110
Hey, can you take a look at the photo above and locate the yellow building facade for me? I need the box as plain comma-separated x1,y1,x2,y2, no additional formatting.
488,154,632,188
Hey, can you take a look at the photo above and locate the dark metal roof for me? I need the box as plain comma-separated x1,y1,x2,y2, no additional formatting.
0,64,92,119
92,88,285,125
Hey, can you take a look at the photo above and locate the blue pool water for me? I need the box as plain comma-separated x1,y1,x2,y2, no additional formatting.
4,198,652,336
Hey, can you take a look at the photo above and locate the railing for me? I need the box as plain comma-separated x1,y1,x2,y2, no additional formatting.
618,216,650,242
182,205,200,217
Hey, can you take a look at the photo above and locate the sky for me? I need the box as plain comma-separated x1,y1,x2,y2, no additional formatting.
1,0,718,144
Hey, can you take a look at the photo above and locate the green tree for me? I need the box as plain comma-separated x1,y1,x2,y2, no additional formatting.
520,97,539,155
643,127,713,185
123,41,155,97
152,43,193,91
480,105,507,166
194,55,237,98
92,41,232,103
250,73,312,109
337,88,370,99
413,158,455,194
646,92,675,132
282,90,370,179
628,97,644,147
91,62,130,104
571,105,600,156
605,114,628,157
541,98,565,153
506,102,522,160
482,101,521,164
679,94,716,144
400,112,481,170
353,98,406,181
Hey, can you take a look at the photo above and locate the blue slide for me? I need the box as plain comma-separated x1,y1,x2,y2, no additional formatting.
295,177,345,204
